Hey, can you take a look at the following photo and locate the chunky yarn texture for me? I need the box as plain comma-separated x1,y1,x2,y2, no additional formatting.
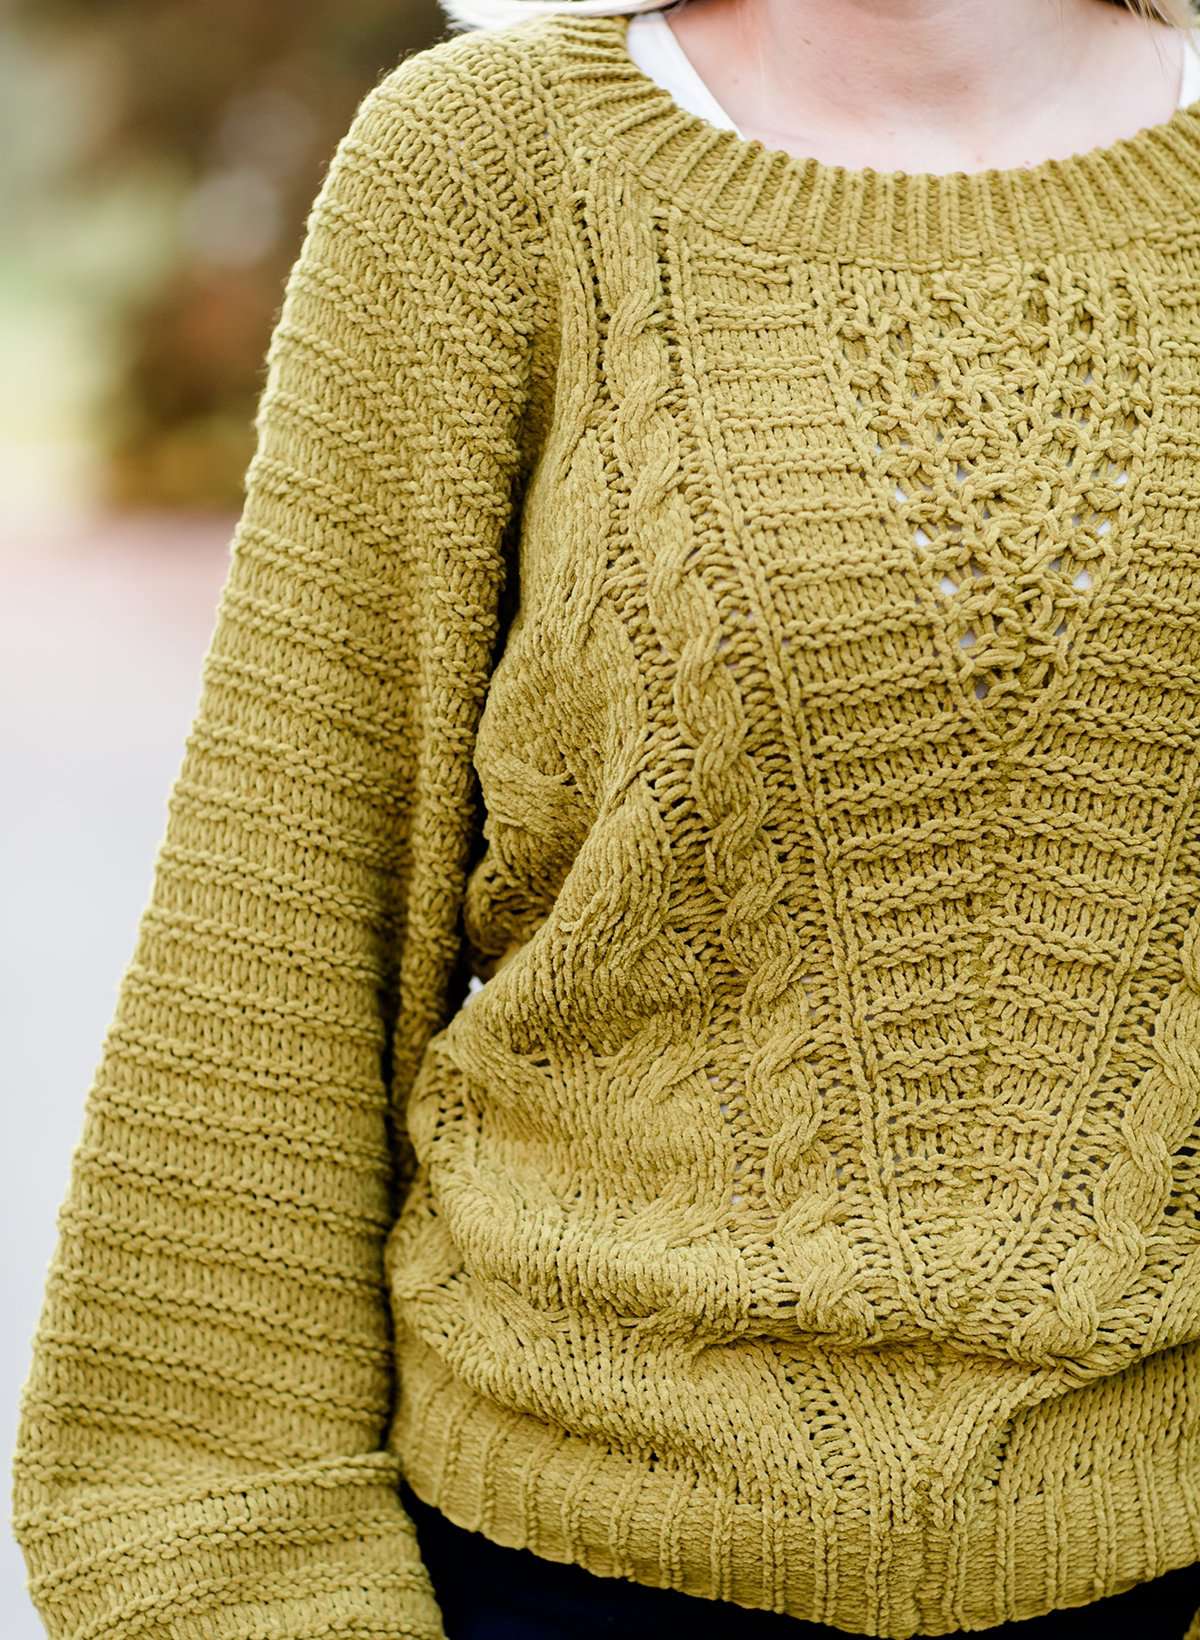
13,14,1200,1639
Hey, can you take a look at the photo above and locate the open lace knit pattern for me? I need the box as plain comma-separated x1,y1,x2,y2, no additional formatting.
12,13,1200,1640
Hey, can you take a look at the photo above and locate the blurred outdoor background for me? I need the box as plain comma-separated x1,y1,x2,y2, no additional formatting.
2,2,453,1630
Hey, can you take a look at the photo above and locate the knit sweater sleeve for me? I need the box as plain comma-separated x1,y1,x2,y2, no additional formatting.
11,44,539,1640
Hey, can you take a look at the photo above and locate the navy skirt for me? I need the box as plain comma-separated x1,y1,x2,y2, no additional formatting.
400,1477,1200,1639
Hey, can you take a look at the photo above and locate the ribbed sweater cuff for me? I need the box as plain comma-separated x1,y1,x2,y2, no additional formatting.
11,1453,444,1640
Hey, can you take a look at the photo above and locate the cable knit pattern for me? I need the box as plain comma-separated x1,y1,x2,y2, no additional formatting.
12,12,1200,1639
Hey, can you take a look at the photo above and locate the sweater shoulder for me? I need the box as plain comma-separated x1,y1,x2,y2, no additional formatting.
348,19,570,226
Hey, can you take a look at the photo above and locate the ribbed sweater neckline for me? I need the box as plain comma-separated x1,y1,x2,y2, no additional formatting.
546,12,1200,263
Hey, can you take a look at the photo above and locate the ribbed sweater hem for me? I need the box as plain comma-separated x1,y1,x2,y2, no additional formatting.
391,1329,1200,1640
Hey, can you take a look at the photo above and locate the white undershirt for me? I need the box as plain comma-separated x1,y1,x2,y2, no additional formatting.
625,8,1200,142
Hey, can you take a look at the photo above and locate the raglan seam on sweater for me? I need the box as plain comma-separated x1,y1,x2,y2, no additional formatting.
376,39,555,305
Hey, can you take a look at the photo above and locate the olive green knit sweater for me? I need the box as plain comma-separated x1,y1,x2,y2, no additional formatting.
13,13,1200,1640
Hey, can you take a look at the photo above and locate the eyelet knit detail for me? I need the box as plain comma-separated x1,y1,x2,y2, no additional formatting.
823,260,1151,740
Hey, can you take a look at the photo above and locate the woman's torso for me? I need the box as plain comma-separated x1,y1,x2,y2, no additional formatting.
380,10,1200,1633
396,14,1200,1638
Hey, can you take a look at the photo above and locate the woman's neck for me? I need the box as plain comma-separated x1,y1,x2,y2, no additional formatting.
663,0,1187,172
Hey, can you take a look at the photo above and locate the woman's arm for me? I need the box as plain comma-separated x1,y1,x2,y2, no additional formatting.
11,40,541,1640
